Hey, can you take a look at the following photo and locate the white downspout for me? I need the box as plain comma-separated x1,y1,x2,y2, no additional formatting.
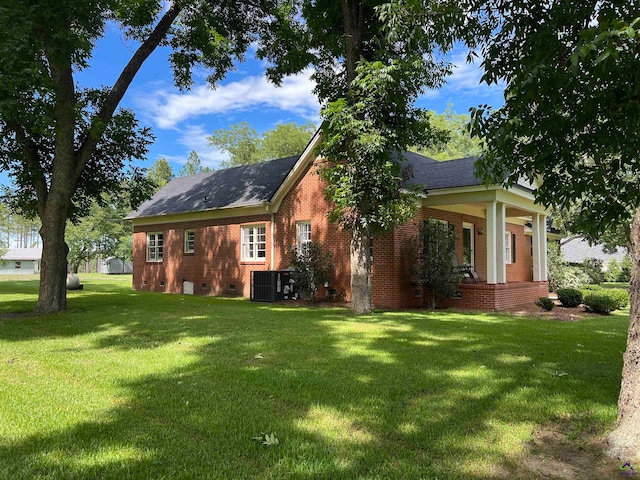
270,213,275,270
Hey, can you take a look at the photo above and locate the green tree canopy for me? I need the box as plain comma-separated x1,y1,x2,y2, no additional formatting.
208,121,316,168
415,107,483,161
469,1,640,458
178,151,211,177
260,122,316,161
147,158,175,191
208,122,261,167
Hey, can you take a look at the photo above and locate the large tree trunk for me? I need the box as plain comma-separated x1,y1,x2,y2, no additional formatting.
36,210,70,314
29,3,182,314
350,228,372,314
607,205,640,459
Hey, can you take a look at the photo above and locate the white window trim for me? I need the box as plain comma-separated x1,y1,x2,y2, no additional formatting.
296,221,311,248
146,232,164,262
505,231,513,265
184,229,195,254
463,222,475,267
241,225,267,262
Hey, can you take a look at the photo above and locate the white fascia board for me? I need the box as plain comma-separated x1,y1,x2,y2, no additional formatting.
267,131,324,212
129,204,271,227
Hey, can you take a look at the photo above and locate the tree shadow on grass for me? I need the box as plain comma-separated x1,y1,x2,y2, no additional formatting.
0,301,628,479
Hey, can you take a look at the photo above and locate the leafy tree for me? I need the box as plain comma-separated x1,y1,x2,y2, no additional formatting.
415,107,484,161
208,121,315,168
208,122,261,167
259,0,472,313
619,254,633,283
260,122,316,160
606,259,623,283
178,151,211,177
0,203,41,249
470,1,640,458
407,219,463,309
147,158,174,191
0,0,279,313
66,195,133,273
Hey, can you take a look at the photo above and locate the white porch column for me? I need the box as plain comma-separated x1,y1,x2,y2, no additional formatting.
532,214,542,281
538,214,548,281
496,202,507,284
486,201,497,284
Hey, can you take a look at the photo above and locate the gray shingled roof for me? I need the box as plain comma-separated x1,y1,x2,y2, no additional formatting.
2,248,42,261
561,236,627,264
126,156,299,219
403,155,483,190
127,151,487,220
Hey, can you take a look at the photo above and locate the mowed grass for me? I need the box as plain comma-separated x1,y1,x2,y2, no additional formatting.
0,275,628,479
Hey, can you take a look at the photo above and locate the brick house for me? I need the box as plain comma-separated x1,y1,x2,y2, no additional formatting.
126,133,550,310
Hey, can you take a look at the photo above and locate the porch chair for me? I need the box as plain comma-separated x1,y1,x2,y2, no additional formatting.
451,255,480,283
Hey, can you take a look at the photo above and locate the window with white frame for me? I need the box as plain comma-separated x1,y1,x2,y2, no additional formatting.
14,261,21,269
505,231,516,264
184,229,195,254
241,225,266,261
146,232,164,262
296,221,311,248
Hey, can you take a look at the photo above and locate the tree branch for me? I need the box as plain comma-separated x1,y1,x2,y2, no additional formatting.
8,121,49,218
74,1,182,182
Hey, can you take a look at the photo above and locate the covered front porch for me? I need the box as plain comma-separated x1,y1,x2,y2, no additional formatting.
423,183,550,310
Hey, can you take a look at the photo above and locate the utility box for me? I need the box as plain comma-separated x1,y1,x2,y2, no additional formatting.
250,270,296,302
183,281,194,295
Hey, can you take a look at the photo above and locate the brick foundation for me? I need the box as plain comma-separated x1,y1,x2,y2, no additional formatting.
439,281,549,310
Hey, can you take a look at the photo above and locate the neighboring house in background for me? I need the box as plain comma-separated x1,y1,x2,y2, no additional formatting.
0,248,42,274
100,257,133,274
126,132,551,311
561,236,627,270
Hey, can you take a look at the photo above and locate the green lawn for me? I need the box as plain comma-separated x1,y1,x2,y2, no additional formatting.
0,275,628,479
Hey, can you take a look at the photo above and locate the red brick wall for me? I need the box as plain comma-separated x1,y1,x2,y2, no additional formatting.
369,208,536,309
131,158,539,311
271,160,352,301
439,282,549,310
132,160,353,301
133,214,273,297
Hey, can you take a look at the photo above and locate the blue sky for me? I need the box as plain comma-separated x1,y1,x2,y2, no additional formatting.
80,24,505,175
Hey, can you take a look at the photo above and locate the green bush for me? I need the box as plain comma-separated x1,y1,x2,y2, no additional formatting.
583,291,620,315
548,248,591,290
580,284,603,294
608,288,629,310
289,242,334,300
535,297,555,311
556,288,583,308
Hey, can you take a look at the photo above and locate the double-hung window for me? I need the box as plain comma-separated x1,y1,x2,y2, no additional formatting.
505,231,516,264
296,221,311,250
241,225,266,261
184,229,195,254
147,232,164,262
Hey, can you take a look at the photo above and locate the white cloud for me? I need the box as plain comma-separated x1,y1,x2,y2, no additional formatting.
446,50,504,96
138,69,320,129
159,124,230,170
